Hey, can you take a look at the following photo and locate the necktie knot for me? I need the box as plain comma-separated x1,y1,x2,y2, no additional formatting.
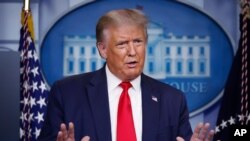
119,82,132,90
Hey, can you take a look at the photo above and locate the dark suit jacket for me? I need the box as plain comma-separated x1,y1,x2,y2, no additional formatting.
38,66,192,141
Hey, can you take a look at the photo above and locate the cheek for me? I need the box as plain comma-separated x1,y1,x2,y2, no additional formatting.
138,49,146,60
111,49,127,60
108,51,125,66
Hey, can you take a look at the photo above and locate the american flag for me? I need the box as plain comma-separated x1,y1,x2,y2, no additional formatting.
214,0,250,140
19,9,49,140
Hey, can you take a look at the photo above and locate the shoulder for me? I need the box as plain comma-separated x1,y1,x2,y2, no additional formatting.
57,71,95,85
53,72,93,88
47,69,103,104
51,68,104,93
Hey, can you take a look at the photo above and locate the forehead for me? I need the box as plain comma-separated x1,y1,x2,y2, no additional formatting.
104,24,146,38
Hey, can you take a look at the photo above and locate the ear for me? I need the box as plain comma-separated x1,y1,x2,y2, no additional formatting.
97,42,107,59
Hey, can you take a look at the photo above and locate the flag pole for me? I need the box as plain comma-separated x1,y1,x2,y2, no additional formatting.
23,0,30,11
22,0,35,40
19,0,49,140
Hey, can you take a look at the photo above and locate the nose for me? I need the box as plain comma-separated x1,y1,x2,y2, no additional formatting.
128,42,136,56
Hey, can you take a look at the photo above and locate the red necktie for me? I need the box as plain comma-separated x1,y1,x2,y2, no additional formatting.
117,82,136,141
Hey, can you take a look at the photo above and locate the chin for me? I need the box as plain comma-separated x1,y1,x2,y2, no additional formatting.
125,72,141,80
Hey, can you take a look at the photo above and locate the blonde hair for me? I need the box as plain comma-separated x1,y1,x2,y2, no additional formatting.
96,9,148,42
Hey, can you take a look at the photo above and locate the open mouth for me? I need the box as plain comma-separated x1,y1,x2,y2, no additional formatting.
127,61,137,68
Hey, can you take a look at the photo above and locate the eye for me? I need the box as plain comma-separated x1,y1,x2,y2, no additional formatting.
116,41,128,48
133,39,143,46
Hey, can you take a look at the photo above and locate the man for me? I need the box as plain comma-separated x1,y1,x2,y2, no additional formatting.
39,9,214,141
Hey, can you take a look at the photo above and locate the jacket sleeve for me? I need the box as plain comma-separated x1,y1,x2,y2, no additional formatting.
38,81,64,140
178,93,193,140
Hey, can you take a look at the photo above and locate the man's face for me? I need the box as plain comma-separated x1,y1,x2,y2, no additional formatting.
98,25,147,81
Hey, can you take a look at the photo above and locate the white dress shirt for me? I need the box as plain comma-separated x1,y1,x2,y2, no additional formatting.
106,66,142,141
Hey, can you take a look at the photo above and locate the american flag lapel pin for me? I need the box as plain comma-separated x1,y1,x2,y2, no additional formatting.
152,96,158,102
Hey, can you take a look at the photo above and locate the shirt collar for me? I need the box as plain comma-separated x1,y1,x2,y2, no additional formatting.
105,65,141,92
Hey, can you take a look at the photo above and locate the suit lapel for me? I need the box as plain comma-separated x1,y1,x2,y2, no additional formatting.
87,67,112,141
86,70,160,141
141,74,160,141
